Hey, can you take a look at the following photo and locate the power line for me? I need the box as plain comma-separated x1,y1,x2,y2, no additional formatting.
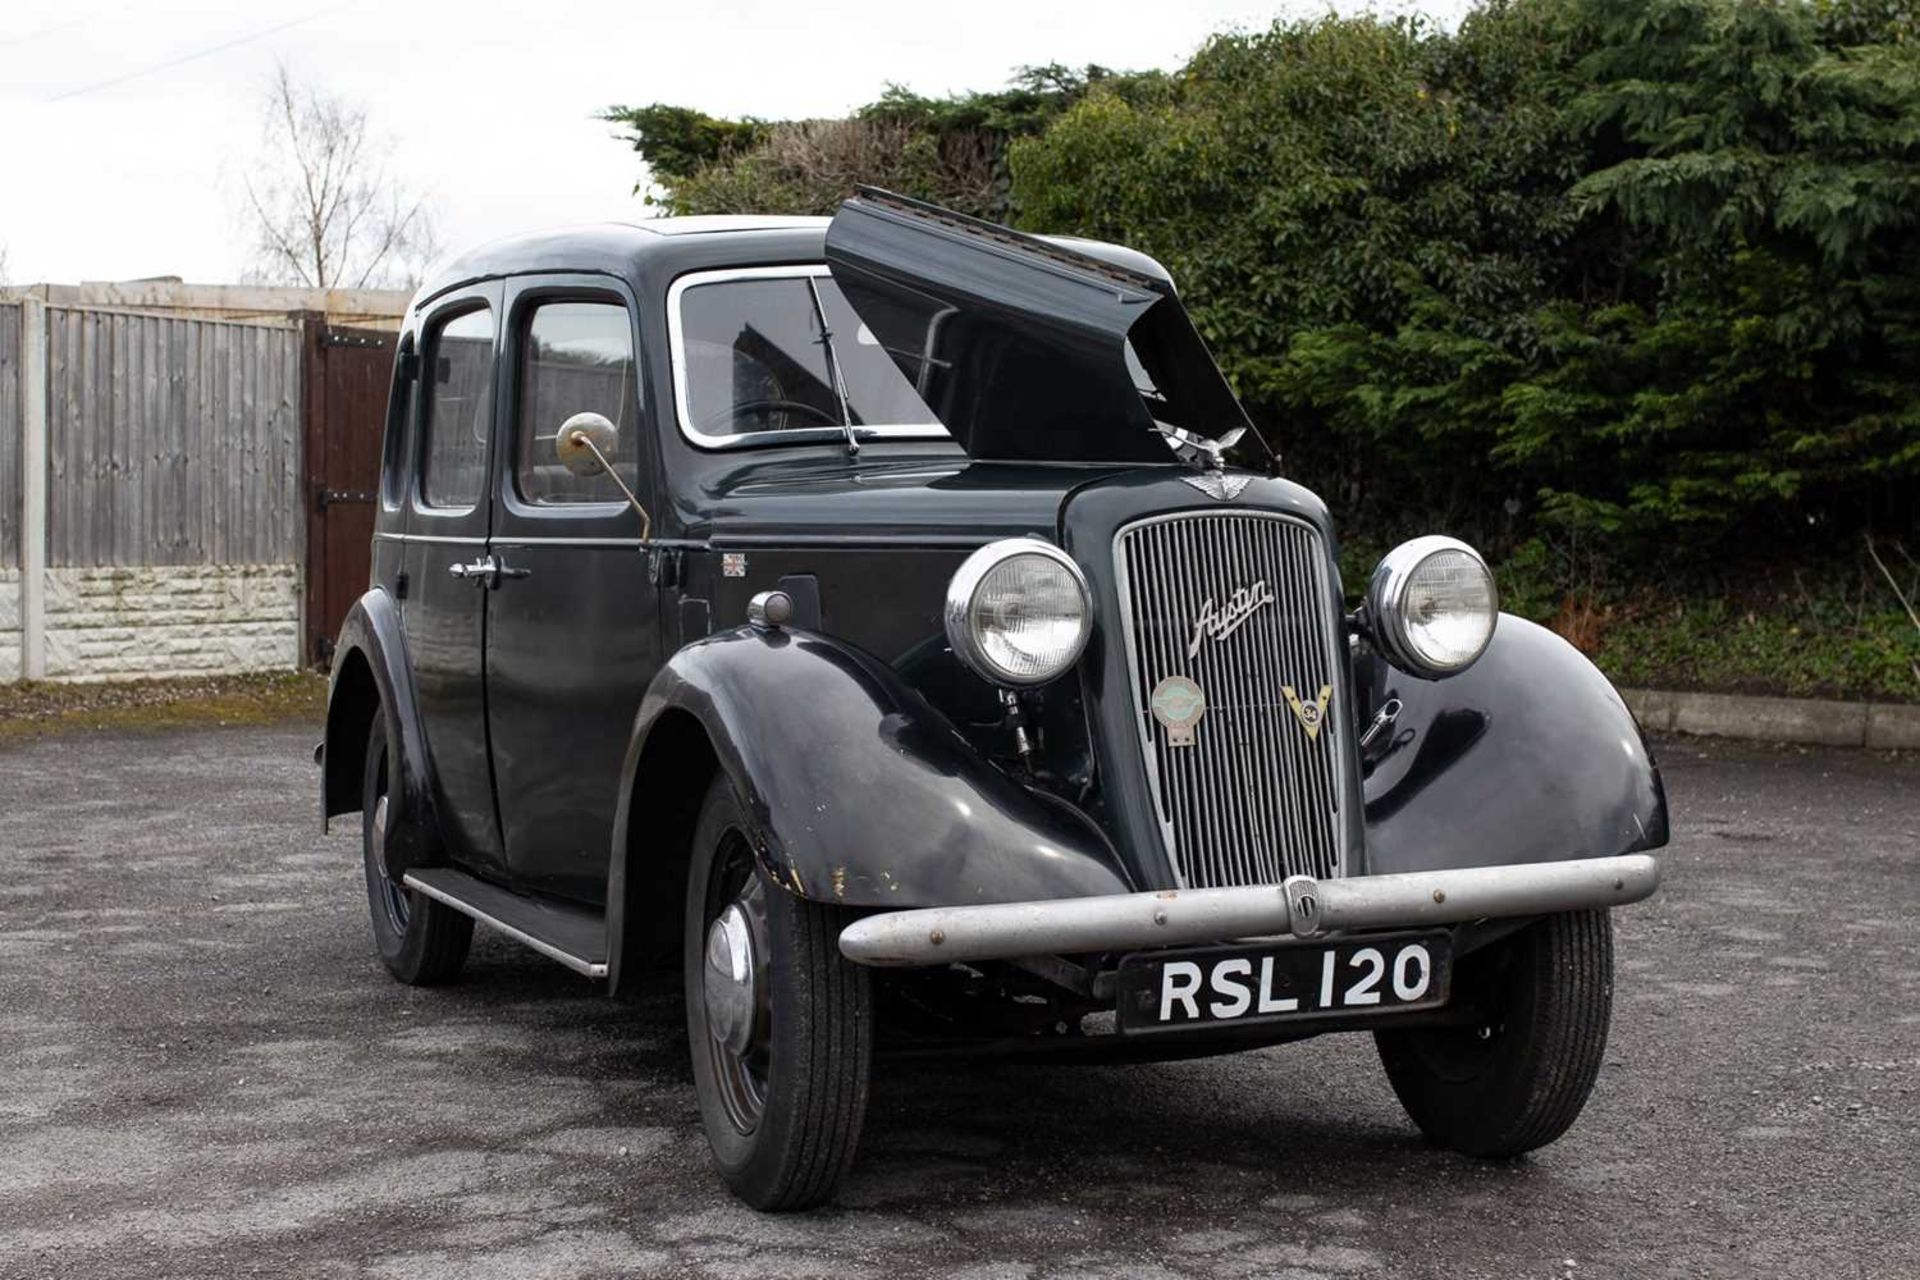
45,7,340,103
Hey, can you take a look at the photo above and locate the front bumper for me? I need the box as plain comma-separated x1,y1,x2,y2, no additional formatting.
837,854,1660,967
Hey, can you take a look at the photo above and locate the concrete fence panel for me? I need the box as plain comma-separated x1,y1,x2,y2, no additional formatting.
6,303,308,681
2,301,22,680
0,302,20,570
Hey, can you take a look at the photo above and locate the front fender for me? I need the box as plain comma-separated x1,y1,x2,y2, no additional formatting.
323,589,440,878
612,625,1134,916
1360,615,1669,875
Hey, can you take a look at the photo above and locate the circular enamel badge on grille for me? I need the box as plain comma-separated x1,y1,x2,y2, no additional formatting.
1150,676,1207,747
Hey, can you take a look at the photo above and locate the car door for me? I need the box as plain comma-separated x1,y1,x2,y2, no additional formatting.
399,283,509,878
484,277,662,905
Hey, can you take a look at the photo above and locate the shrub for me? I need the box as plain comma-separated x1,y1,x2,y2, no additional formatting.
609,0,1920,696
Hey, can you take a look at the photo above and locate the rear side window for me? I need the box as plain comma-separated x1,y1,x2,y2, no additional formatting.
378,332,416,512
516,301,640,504
420,306,495,509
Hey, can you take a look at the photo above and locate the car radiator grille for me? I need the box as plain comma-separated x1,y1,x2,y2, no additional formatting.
1115,510,1347,888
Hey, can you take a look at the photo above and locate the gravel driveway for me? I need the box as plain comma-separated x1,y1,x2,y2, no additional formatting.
2,724,1915,1279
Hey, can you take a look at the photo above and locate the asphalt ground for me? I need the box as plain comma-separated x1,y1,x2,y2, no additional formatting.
1,724,1915,1280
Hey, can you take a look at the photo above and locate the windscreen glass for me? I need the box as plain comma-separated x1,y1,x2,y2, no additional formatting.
677,273,944,442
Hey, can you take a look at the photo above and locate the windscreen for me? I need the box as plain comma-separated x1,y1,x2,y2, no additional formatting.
676,272,945,443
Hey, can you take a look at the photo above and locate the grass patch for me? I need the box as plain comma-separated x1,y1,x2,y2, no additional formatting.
1580,596,1920,703
1528,550,1920,704
0,671,326,742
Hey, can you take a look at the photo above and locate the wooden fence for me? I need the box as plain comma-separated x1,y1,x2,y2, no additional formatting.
2,294,397,680
1,302,303,573
42,307,302,567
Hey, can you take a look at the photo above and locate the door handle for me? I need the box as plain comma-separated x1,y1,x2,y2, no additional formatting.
448,557,490,582
447,555,529,589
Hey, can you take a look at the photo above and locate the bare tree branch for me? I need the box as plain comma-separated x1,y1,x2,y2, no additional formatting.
243,174,312,286
1866,536,1920,684
1867,536,1920,633
242,63,438,290
351,192,426,289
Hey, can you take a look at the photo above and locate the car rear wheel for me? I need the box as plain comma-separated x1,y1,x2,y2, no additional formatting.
361,714,471,985
684,774,872,1210
1375,908,1613,1157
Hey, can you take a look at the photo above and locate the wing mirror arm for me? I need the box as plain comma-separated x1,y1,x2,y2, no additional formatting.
566,429,652,542
554,412,651,541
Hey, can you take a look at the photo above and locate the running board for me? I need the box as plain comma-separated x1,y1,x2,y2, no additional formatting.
403,868,608,979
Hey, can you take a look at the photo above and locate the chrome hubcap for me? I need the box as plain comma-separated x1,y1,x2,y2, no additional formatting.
703,904,759,1057
698,830,771,1134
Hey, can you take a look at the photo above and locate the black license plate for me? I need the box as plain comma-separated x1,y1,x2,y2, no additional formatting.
1115,932,1453,1034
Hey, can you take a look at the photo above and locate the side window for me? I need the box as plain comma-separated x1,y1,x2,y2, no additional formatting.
516,301,640,505
420,306,496,509
379,332,417,511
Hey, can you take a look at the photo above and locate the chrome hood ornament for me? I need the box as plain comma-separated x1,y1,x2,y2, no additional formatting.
1159,423,1248,472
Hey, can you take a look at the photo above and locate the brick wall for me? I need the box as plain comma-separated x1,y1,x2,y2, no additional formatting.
36,565,299,681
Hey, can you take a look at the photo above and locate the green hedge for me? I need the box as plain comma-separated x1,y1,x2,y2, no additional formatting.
610,0,1920,699
1010,0,1920,558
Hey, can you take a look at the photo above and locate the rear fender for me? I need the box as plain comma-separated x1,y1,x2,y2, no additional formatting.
606,625,1132,990
1360,615,1669,875
322,589,441,878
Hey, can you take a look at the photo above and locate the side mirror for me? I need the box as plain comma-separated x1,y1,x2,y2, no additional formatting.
555,411,619,476
551,410,652,542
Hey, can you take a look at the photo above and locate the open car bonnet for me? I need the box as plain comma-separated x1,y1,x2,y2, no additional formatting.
824,189,1255,464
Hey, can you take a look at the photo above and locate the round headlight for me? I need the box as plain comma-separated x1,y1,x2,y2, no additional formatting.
944,539,1092,687
1365,536,1498,677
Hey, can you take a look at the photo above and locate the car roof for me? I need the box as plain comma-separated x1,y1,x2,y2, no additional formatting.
413,215,1170,313
640,215,830,236
413,220,823,307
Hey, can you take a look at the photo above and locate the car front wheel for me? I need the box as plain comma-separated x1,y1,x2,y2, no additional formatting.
1375,908,1613,1157
684,774,872,1210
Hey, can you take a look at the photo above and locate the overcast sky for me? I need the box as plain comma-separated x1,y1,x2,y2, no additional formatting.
0,0,1467,287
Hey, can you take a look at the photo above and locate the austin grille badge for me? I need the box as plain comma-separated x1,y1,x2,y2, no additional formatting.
1188,579,1276,658
1149,676,1207,747
1180,472,1253,502
1283,684,1333,741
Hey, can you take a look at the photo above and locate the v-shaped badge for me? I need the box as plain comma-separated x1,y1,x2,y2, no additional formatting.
1281,684,1333,741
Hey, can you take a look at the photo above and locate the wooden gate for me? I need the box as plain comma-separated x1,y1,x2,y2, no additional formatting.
302,319,397,665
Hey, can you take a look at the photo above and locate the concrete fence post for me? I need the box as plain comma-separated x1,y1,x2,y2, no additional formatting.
20,296,46,680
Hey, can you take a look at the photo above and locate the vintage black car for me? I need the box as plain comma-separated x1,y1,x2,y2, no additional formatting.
321,190,1666,1210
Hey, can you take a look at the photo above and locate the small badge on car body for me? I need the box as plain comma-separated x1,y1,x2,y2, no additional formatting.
721,552,748,578
1282,684,1334,741
1181,472,1252,501
1150,676,1207,746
